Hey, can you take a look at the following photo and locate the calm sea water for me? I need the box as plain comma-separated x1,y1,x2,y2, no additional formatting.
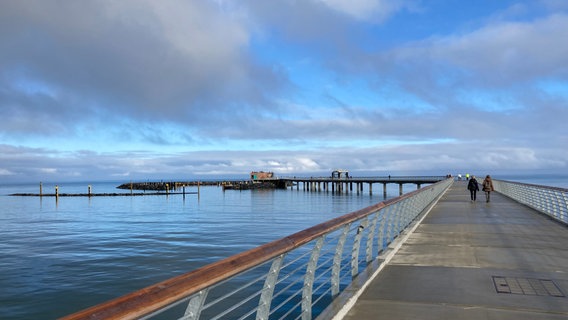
1,175,566,319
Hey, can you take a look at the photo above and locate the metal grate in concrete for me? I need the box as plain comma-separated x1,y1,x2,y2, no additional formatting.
492,276,565,297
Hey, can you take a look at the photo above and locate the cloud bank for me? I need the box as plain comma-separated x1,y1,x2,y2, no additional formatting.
0,0,567,183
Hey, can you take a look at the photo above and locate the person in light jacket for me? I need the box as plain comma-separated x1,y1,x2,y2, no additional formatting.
467,176,479,201
482,175,495,202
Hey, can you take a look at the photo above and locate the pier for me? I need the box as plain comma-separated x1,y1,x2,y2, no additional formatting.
335,181,568,319
280,175,446,195
113,175,447,195
59,178,568,320
10,176,446,197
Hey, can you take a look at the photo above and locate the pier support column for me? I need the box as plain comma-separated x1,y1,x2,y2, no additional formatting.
399,183,403,195
383,183,387,197
417,183,421,189
369,183,373,195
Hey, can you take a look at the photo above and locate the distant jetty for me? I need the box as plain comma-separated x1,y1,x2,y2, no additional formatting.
116,181,232,191
221,181,282,190
8,179,277,197
116,180,286,191
9,172,448,197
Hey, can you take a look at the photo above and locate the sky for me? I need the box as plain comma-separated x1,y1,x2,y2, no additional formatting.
1,0,567,183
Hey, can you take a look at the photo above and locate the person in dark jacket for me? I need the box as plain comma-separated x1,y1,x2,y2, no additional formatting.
467,176,479,201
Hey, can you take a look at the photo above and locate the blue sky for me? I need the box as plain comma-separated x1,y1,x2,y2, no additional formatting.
1,0,567,183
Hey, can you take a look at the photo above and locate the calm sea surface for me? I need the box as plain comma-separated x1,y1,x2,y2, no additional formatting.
1,175,566,319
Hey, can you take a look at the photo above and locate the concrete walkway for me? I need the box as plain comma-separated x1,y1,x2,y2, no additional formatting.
342,180,568,320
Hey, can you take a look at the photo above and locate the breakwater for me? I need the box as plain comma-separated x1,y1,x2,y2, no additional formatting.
116,180,288,191
222,181,282,190
116,181,230,191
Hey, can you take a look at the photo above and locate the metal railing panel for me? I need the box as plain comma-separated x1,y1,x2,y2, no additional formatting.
256,254,286,320
493,180,568,225
61,178,453,320
330,224,350,297
301,236,324,320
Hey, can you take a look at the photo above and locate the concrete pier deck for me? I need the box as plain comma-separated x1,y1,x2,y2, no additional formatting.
342,180,568,320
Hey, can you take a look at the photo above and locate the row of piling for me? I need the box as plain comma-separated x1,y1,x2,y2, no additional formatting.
10,182,200,198
293,180,420,196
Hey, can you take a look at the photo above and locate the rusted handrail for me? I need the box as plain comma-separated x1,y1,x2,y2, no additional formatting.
61,178,453,320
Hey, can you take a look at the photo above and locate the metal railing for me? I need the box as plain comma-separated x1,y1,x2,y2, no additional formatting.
493,180,568,225
61,178,453,320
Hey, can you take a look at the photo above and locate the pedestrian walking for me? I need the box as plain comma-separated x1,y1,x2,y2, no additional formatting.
482,175,495,202
467,175,479,201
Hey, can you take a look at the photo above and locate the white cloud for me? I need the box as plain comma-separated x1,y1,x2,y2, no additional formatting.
0,168,15,176
388,14,568,86
318,0,402,22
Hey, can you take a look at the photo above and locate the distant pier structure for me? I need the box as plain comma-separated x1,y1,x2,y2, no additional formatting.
115,171,447,195
243,170,446,196
279,173,446,196
10,172,445,199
